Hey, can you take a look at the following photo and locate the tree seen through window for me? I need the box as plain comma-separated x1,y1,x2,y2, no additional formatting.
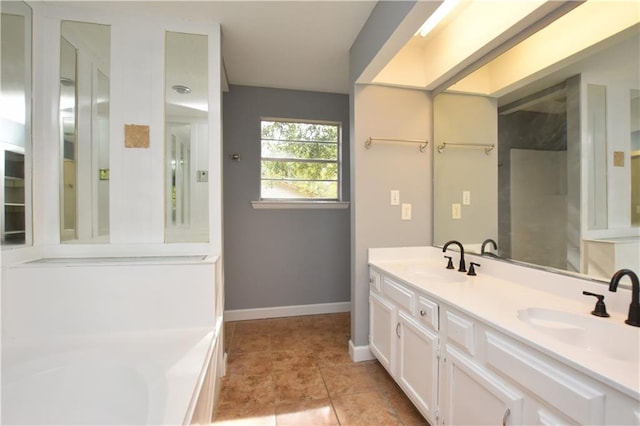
261,120,340,200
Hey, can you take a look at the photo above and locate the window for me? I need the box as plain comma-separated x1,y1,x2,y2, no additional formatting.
260,119,340,200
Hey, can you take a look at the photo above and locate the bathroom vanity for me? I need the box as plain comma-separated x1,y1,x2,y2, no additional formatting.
369,247,639,426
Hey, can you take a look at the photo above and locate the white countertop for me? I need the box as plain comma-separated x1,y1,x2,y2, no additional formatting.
369,246,640,400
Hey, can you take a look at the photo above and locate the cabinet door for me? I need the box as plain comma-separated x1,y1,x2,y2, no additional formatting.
398,310,439,425
369,291,396,373
441,344,523,426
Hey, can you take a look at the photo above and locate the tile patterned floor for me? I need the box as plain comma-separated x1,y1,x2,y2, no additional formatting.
212,313,430,426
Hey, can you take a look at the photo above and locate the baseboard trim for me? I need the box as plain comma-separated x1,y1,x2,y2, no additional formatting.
224,301,351,322
349,340,375,362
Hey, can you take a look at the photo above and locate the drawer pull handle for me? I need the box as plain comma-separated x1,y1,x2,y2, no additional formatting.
396,323,401,337
369,277,374,283
502,408,510,426
419,310,426,316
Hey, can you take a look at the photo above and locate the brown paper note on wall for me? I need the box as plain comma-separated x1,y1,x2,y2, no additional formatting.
124,124,150,148
613,151,625,167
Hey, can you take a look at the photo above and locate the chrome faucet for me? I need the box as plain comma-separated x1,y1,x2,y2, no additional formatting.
442,240,466,272
608,269,640,327
481,238,498,256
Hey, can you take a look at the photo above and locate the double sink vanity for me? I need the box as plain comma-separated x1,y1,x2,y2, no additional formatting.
368,246,639,426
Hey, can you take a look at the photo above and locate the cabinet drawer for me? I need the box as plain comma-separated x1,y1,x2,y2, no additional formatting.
369,269,381,292
382,276,415,313
417,296,439,331
485,332,605,425
445,310,474,355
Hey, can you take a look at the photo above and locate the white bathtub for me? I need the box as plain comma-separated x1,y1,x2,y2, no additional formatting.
1,326,219,425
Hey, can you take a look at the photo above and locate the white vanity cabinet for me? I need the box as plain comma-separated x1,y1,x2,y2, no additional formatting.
368,262,639,426
368,268,440,425
397,310,439,420
369,290,395,371
440,343,523,426
440,306,637,426
439,307,524,426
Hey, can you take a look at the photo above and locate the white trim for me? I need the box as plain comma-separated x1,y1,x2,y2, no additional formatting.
224,301,350,322
349,339,376,362
251,201,350,210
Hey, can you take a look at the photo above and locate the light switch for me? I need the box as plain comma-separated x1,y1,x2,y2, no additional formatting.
452,203,461,219
391,190,400,205
463,191,471,205
401,203,412,220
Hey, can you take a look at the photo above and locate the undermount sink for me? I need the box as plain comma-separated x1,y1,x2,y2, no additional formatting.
517,308,640,363
405,265,467,283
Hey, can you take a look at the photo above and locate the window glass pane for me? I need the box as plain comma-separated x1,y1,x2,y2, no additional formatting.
261,140,337,161
261,180,338,199
261,121,337,141
261,160,337,180
260,119,340,200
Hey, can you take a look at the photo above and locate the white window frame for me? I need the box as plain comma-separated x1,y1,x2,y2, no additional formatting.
252,118,349,210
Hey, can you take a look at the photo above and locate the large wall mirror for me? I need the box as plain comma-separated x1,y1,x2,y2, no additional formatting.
59,21,110,243
432,3,639,282
165,31,209,243
0,1,32,248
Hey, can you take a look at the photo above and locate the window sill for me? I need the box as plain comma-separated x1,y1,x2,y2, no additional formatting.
251,200,350,210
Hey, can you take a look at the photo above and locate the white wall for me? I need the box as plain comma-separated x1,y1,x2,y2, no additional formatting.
351,84,431,347
1,2,224,340
26,3,223,255
2,259,218,338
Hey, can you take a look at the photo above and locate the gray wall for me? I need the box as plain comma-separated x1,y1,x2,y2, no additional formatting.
498,109,566,259
349,1,418,84
349,0,435,349
433,93,498,248
497,75,580,271
223,85,350,311
351,84,432,350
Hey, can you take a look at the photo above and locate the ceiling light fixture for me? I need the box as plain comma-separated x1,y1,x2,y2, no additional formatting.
60,77,75,87
416,0,459,38
171,84,191,94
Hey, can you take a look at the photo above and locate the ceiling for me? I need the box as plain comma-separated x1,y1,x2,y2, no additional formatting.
49,1,377,94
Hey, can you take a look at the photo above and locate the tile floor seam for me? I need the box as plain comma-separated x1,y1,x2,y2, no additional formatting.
317,359,343,425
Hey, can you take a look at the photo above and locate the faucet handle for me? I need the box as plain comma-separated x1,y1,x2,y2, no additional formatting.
444,256,454,269
582,291,610,317
467,262,480,276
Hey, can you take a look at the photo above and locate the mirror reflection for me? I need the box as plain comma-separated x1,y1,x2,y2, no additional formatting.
59,21,110,243
434,7,639,282
0,1,31,247
632,89,640,227
165,31,209,243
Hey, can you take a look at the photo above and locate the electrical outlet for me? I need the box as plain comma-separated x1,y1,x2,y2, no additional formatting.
452,203,461,219
391,190,400,206
402,203,412,220
463,191,471,205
